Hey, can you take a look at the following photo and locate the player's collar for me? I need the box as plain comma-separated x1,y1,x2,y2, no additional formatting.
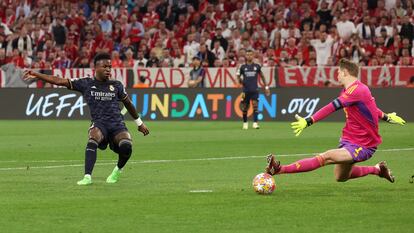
94,77,108,83
345,79,359,90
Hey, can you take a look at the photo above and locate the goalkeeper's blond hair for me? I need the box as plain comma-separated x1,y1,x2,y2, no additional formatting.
338,58,359,78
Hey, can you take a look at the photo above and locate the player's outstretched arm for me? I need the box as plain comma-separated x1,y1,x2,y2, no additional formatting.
23,70,70,88
377,109,406,125
122,97,149,136
291,114,313,136
291,99,342,136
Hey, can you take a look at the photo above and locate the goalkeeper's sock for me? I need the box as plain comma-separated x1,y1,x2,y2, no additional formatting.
278,156,325,174
348,166,379,179
243,112,247,122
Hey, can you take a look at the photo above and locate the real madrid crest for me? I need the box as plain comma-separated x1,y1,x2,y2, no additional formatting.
109,85,114,91
254,66,257,71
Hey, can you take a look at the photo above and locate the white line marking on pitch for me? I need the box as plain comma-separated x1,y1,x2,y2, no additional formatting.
0,159,118,163
189,190,213,193
0,147,412,171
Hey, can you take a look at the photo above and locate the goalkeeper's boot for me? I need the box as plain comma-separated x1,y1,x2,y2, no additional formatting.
77,174,92,185
265,154,281,175
106,166,122,183
252,122,260,129
376,161,395,183
242,122,248,130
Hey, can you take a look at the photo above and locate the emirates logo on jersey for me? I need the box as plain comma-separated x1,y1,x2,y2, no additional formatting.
90,91,116,101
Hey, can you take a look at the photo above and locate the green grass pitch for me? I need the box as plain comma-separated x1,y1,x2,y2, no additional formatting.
0,120,413,233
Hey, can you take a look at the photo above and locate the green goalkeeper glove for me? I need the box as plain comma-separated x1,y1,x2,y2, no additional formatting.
291,114,313,137
386,112,406,125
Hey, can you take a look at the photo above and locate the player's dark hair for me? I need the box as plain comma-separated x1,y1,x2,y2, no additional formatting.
94,52,111,65
139,76,146,83
338,58,359,77
246,49,254,53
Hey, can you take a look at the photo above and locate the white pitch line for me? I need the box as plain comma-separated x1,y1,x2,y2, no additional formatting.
0,147,412,171
0,159,117,163
189,190,213,193
2,147,413,164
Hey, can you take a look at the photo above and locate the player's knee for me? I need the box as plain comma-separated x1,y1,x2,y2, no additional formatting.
87,139,98,149
89,128,103,142
320,152,334,165
335,176,349,182
252,100,258,107
118,139,132,157
253,105,258,112
334,170,349,182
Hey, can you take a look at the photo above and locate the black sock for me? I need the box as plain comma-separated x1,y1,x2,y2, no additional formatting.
117,155,131,169
85,140,98,175
243,112,247,122
253,110,258,122
117,141,132,169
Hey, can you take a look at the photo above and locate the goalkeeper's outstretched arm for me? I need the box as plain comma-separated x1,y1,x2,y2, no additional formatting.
377,108,406,125
291,98,343,136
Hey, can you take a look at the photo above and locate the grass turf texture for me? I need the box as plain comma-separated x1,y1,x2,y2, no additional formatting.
0,120,413,233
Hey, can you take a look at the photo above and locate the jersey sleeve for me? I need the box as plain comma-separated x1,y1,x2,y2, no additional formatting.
376,108,386,120
337,85,362,107
257,64,262,73
117,81,128,101
68,78,89,93
199,68,206,78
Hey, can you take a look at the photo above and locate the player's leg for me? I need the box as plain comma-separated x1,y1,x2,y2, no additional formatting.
113,131,132,170
265,148,353,175
106,131,132,183
334,163,354,182
340,141,394,183
241,92,250,129
266,145,395,182
335,161,394,182
252,96,259,129
338,141,394,182
77,126,105,185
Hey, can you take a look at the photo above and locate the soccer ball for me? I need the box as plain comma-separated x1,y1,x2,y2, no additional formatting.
252,173,276,194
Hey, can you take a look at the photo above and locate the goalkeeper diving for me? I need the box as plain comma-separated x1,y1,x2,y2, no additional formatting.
265,58,406,183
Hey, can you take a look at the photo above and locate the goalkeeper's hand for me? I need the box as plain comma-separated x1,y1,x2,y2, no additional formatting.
386,112,406,125
291,114,311,137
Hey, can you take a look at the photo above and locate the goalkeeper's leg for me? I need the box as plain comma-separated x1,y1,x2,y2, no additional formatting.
344,162,394,183
266,148,394,182
265,148,353,175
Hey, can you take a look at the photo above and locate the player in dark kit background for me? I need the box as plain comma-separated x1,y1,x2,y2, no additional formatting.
236,49,270,130
23,53,149,185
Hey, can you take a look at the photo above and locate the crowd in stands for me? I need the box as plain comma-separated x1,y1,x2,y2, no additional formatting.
1,0,414,70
